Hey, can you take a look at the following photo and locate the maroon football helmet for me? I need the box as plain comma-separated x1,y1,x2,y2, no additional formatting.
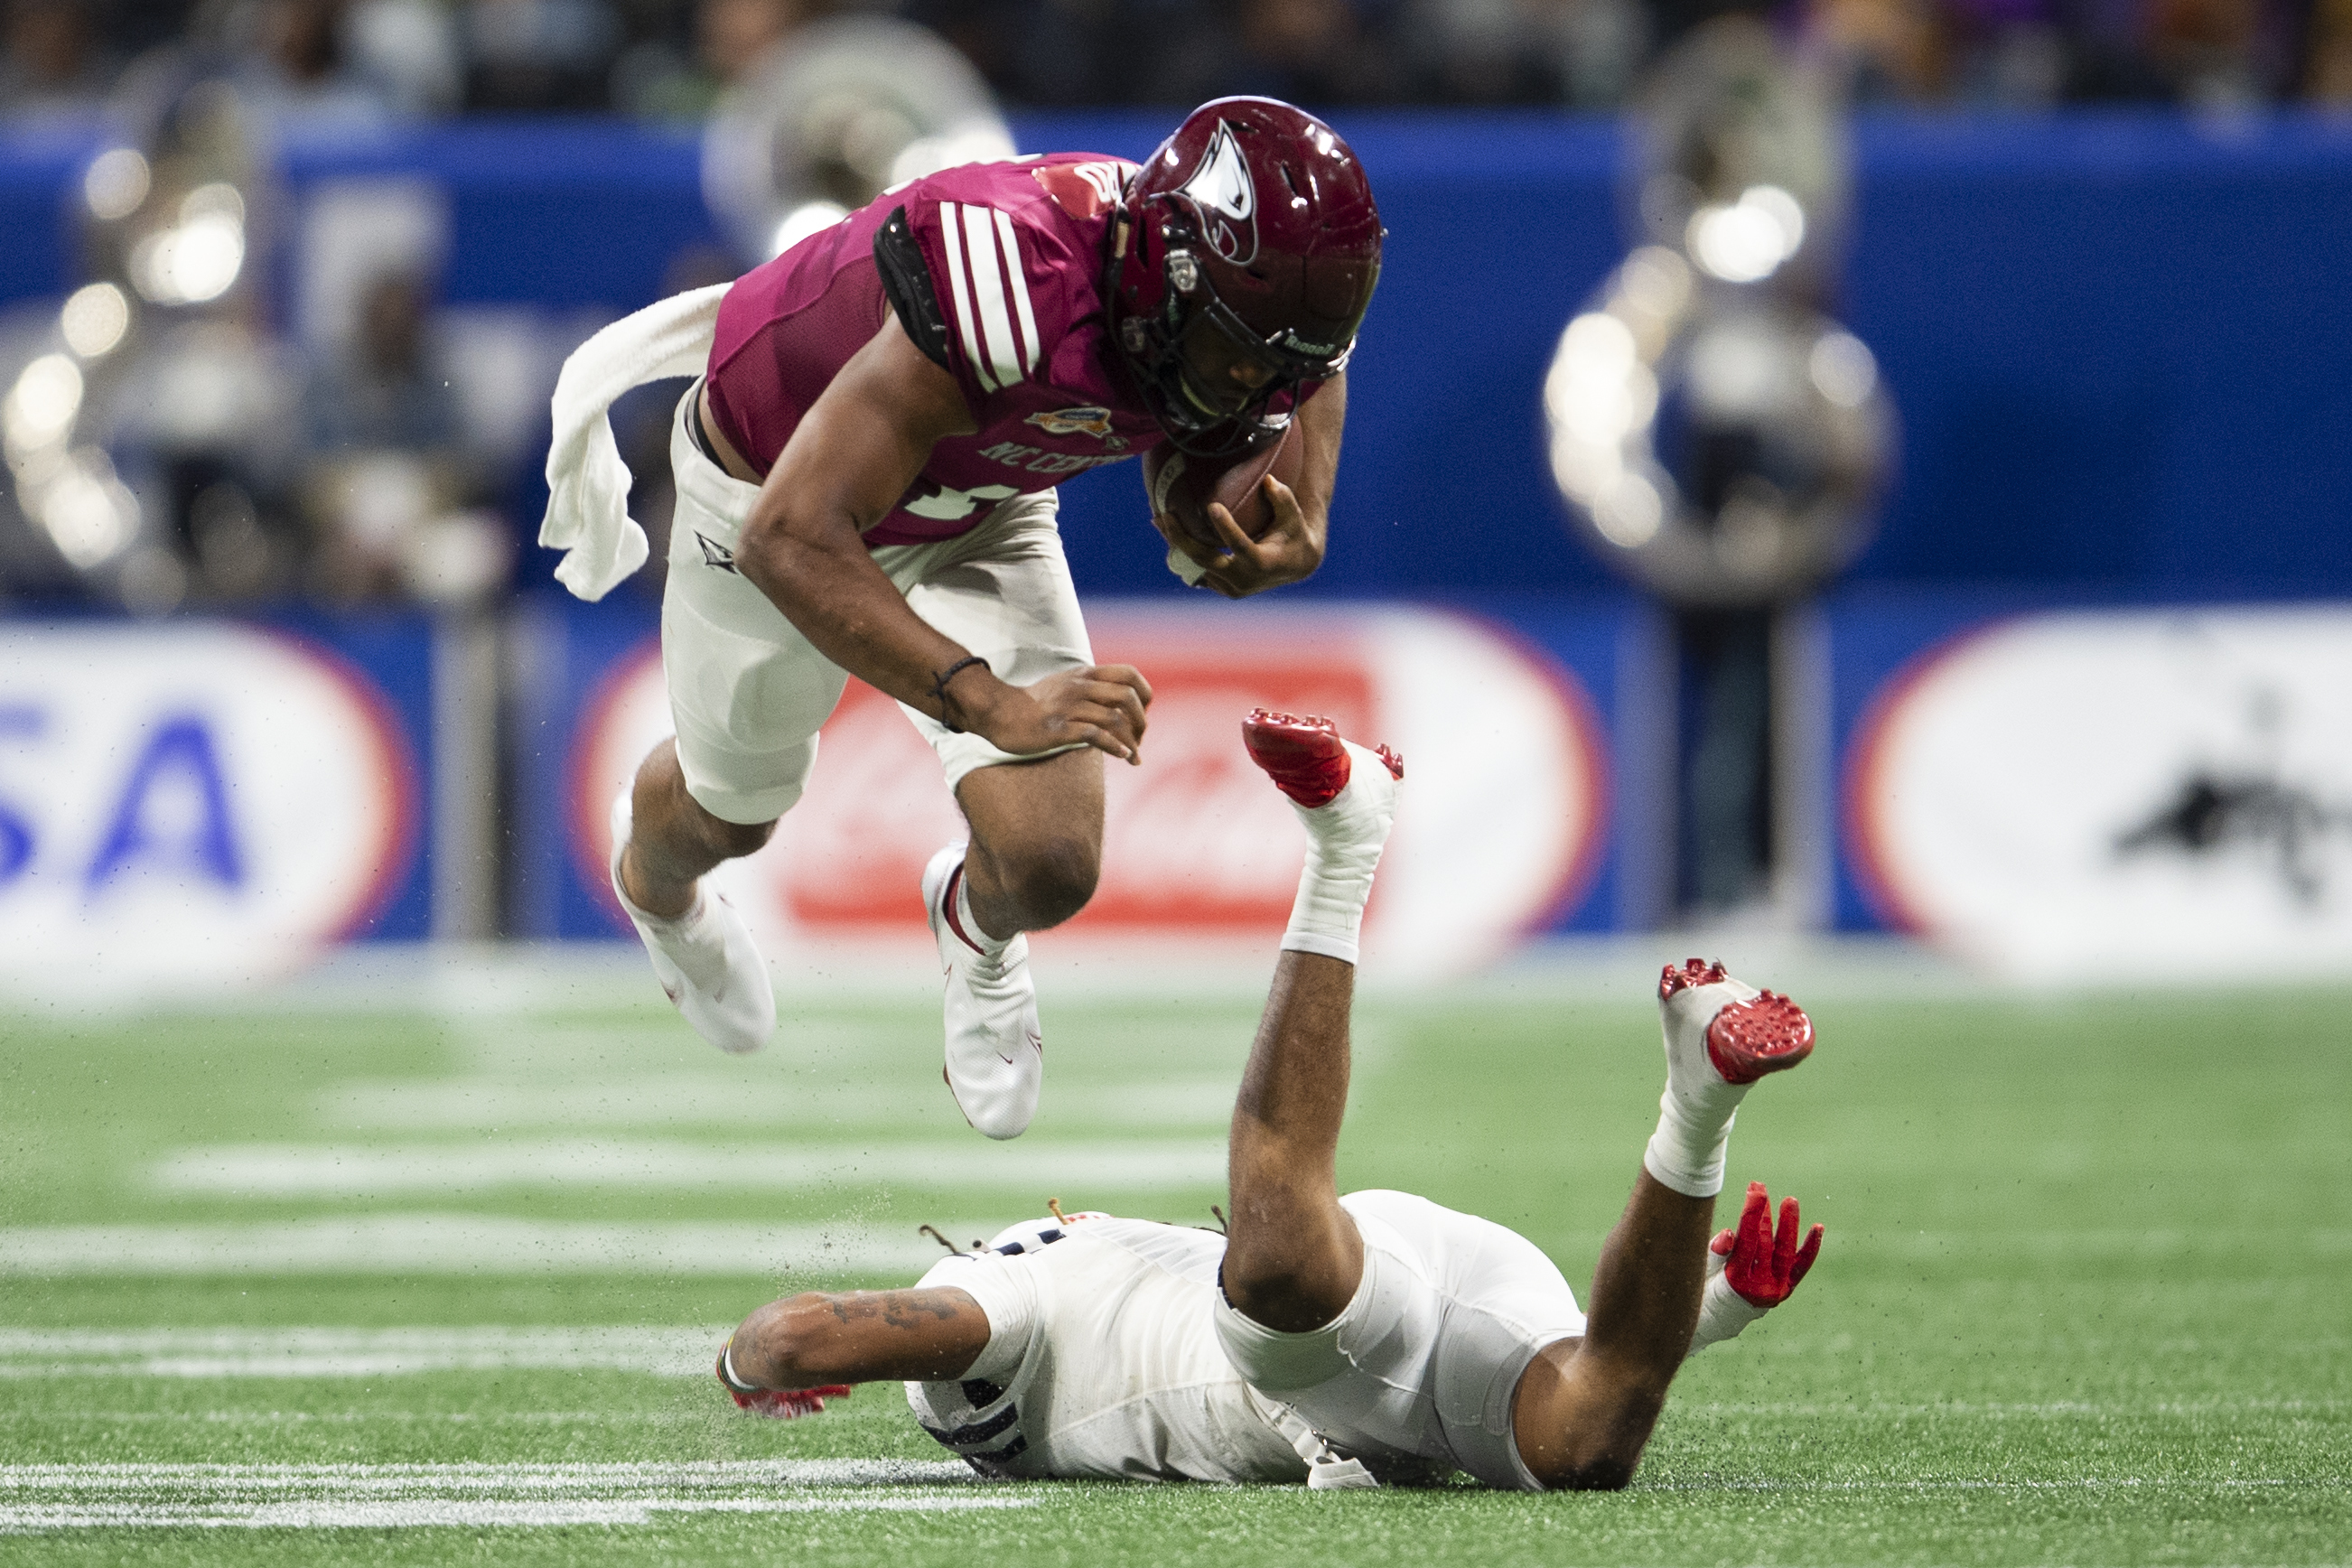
1109,98,1384,454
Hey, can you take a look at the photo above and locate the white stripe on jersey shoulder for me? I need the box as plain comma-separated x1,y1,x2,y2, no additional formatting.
955,202,1026,390
992,208,1041,378
937,203,995,395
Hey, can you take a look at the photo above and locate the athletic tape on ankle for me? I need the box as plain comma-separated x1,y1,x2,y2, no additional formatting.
1642,1127,1729,1199
1281,839,1381,966
1280,929,1358,964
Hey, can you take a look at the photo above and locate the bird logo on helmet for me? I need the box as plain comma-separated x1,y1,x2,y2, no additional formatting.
1107,98,1385,456
1175,121,1259,265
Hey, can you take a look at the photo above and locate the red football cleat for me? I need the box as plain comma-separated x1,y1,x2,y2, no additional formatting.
1658,959,1815,1086
1243,709,1402,807
1657,957,1729,1001
1704,991,1815,1086
716,1352,852,1419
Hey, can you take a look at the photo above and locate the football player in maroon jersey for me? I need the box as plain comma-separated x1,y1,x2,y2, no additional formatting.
580,98,1384,1136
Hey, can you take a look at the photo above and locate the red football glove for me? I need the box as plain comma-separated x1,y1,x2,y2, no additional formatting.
715,1352,853,1419
1709,1181,1824,1309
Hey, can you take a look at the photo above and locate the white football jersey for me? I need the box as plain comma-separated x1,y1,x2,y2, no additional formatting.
906,1217,1308,1484
905,1196,1587,1490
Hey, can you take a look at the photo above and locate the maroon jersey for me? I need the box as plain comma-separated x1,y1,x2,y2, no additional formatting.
706,154,1165,547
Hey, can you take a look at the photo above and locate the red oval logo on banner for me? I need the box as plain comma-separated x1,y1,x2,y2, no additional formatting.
573,606,1603,977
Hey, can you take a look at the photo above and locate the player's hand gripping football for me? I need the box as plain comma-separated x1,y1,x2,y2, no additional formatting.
1709,1181,1825,1309
1155,474,1326,600
971,663,1155,765
716,1352,853,1419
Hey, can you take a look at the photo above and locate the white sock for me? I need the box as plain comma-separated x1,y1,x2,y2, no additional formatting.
954,864,1013,956
1643,1090,1743,1199
1280,747,1398,966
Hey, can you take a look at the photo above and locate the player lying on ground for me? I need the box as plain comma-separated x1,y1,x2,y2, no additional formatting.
711,711,1824,1489
564,98,1384,1142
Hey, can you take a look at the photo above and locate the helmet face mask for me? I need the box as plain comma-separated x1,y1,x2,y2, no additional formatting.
1110,98,1383,456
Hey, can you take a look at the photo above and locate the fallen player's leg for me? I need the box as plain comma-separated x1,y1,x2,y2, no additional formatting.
1217,710,1402,1337
712,710,1824,1493
1507,965,1815,1489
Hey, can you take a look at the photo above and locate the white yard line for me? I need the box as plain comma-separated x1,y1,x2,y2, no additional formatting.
0,1459,1025,1530
1646,1476,2346,1493
152,1138,1226,1197
0,1216,1000,1277
1680,1397,2352,1417
0,1460,979,1488
0,1326,728,1378
319,1078,1237,1132
4,1498,1027,1528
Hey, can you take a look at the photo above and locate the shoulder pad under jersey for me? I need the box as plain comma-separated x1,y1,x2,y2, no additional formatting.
874,206,952,371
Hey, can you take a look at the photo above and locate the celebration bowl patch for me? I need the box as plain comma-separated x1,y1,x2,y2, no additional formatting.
1027,406,1116,441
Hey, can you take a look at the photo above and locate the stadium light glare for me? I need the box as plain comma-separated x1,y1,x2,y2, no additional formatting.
1809,332,1878,409
82,148,151,222
33,452,139,569
61,284,132,359
4,354,83,453
128,213,247,305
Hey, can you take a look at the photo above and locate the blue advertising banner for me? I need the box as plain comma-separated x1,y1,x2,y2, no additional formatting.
0,611,431,998
1826,589,2352,981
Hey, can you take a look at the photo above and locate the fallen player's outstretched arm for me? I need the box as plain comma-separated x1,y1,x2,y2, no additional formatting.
1689,1181,1824,1354
723,1287,992,1406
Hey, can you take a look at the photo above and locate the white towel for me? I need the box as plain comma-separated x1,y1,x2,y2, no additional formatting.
538,283,732,602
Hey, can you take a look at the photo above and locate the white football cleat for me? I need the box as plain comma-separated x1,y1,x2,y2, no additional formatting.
923,842,1042,1141
610,789,774,1056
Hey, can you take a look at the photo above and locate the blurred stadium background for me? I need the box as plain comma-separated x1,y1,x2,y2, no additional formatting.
1,0,2347,1556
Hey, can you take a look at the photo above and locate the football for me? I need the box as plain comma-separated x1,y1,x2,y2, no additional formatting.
1143,420,1302,555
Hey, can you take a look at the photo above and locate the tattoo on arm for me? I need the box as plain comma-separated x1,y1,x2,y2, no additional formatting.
823,1291,969,1330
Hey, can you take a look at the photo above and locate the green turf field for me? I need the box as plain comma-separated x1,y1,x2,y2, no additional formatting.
3,959,2347,1564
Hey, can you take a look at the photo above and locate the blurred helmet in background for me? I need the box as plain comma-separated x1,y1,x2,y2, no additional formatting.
702,14,1013,267
1630,15,1849,297
1545,245,1894,607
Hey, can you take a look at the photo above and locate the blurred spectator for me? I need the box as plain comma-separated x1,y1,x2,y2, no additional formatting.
613,0,804,120
908,0,1146,107
0,0,119,117
1400,0,1647,105
346,0,465,114
1225,0,1406,104
300,267,507,602
2310,0,2352,100
221,0,398,122
1806,0,1952,102
1526,0,1652,105
307,269,462,453
1944,0,2065,107
2145,0,2279,107
14,0,2352,161
464,0,621,111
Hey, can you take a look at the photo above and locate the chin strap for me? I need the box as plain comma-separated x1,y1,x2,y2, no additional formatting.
1268,1405,1379,1490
